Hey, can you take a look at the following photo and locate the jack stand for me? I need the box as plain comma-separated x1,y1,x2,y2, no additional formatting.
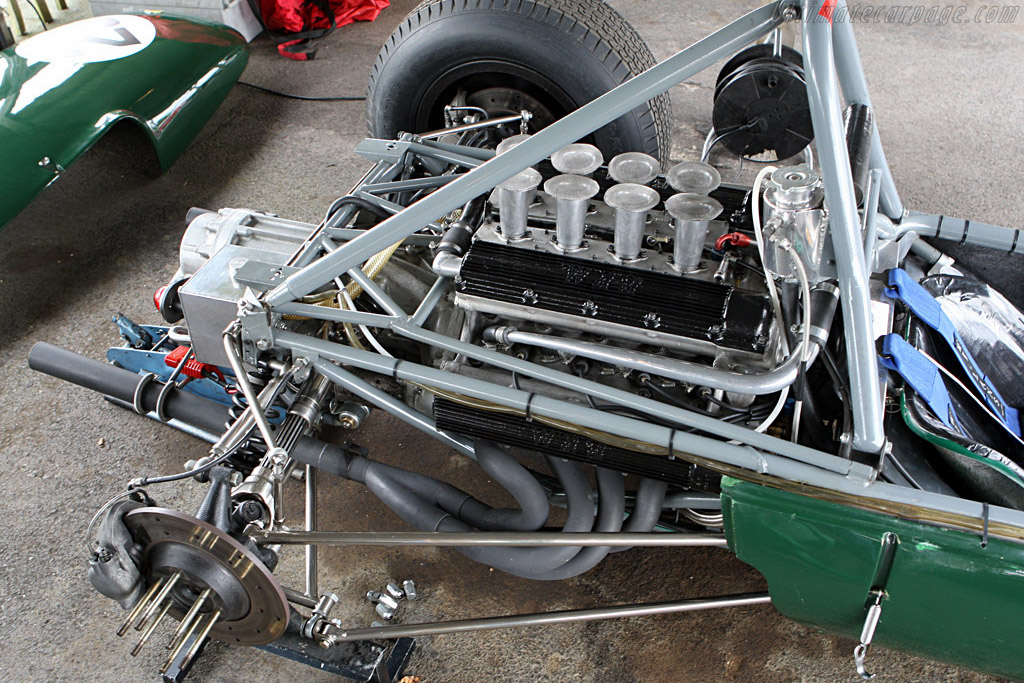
260,633,415,682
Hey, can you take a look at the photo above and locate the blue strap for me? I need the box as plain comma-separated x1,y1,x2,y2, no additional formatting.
879,334,963,434
885,269,1021,436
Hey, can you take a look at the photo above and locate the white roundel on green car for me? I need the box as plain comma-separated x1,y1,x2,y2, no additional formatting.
15,15,156,65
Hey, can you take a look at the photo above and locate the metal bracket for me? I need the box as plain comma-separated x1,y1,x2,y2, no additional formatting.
258,633,415,683
236,292,275,365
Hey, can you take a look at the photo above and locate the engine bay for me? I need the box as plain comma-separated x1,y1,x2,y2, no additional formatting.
18,3,1024,680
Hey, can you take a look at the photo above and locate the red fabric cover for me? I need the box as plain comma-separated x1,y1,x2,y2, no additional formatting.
260,0,388,35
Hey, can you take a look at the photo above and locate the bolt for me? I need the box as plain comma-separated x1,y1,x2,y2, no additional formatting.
256,338,271,351
781,5,798,21
365,590,381,603
375,602,395,621
385,582,405,600
402,580,417,601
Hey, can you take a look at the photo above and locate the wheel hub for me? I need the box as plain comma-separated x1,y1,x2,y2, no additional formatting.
122,508,289,650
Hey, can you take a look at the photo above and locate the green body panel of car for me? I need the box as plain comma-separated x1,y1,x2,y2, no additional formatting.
722,476,1024,681
0,13,249,228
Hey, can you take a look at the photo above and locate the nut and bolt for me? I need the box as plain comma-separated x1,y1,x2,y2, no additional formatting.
366,579,419,622
256,338,271,350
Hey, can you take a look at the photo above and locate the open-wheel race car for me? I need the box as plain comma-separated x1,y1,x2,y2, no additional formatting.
27,0,1024,680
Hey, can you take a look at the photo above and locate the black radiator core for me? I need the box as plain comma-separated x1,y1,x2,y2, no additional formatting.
434,399,720,491
456,240,771,354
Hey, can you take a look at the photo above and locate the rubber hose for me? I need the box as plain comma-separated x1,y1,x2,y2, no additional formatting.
28,342,230,434
516,466,625,580
608,477,669,554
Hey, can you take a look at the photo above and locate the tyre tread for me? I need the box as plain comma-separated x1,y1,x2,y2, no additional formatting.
366,0,671,159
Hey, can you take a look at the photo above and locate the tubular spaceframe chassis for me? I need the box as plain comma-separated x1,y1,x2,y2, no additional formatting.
234,0,1024,545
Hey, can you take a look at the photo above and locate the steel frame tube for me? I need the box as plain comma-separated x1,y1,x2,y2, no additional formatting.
30,344,1024,539
262,1,788,308
276,330,867,480
327,593,771,642
345,267,407,318
830,0,903,220
895,211,1024,254
862,168,883,263
312,360,477,459
249,529,729,547
271,331,1024,531
275,302,396,328
802,1,885,453
410,277,450,326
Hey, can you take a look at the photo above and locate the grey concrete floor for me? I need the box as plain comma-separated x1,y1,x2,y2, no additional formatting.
1,0,1022,681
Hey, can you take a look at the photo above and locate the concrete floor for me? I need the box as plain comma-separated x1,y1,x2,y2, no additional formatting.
1,0,1022,681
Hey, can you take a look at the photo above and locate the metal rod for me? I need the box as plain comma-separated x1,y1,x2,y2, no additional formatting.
285,587,319,609
862,168,883,267
830,0,903,220
132,599,173,656
362,175,456,194
312,360,477,459
384,325,853,474
249,530,730,547
222,329,281,456
802,0,885,453
263,1,786,308
275,302,397,328
327,593,771,642
161,607,207,675
279,332,863,480
346,267,407,318
136,571,181,631
416,138,495,162
304,464,318,598
419,112,529,140
168,588,211,650
410,277,450,326
118,574,166,637
179,610,221,672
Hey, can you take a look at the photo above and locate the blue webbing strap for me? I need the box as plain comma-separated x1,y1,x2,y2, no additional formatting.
885,268,1021,436
879,334,964,434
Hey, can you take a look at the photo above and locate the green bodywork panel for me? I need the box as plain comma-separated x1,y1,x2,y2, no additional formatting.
0,13,249,228
722,477,1024,681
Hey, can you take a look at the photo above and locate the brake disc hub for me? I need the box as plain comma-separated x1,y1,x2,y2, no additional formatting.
120,508,289,658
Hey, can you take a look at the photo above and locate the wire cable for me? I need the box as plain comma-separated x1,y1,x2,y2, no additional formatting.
237,80,366,101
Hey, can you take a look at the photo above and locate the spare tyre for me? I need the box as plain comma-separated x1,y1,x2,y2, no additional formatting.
366,0,672,161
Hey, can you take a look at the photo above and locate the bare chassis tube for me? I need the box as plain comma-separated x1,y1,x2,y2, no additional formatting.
229,0,1024,539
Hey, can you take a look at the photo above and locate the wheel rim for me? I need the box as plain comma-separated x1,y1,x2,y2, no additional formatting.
414,59,576,138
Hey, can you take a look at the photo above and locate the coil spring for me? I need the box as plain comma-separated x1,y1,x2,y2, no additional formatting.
225,364,281,472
